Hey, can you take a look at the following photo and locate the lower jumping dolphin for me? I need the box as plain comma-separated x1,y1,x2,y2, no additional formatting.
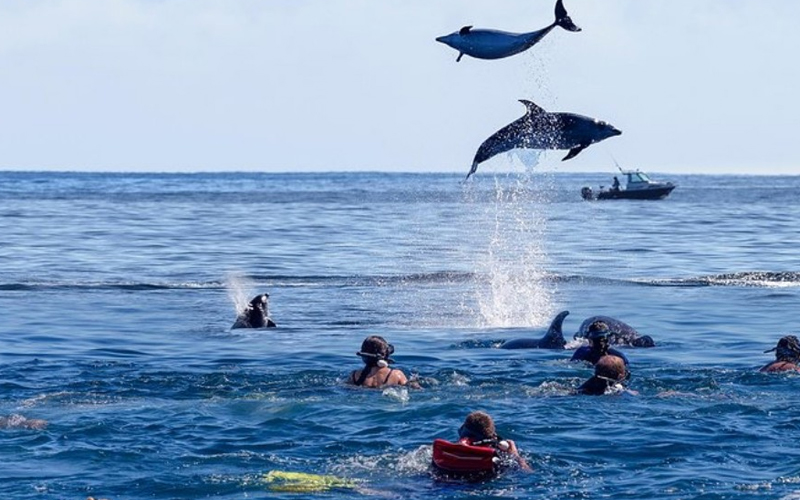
466,100,621,180
232,293,277,329
436,0,581,62
500,310,570,349
574,315,655,347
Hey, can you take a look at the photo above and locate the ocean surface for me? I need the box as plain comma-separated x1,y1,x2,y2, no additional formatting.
1,170,800,500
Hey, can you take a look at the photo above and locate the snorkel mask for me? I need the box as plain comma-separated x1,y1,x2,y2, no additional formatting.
356,336,395,368
765,335,800,363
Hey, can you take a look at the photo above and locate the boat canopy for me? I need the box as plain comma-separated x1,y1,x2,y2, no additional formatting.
622,170,652,184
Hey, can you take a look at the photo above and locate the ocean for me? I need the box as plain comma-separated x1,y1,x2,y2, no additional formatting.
1,170,799,500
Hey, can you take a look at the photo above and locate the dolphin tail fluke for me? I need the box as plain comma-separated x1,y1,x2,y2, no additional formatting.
554,0,581,32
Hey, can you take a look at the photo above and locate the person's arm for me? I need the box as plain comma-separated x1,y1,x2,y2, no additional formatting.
570,346,587,361
503,439,532,471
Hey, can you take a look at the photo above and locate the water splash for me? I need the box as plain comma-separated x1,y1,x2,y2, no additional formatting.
225,272,254,315
474,169,555,327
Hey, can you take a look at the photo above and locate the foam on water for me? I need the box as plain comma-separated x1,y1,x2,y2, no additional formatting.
225,272,255,315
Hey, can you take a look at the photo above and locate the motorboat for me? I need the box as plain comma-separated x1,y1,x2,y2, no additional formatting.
581,169,675,200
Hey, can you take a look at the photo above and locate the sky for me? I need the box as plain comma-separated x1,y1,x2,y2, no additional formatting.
1,0,798,175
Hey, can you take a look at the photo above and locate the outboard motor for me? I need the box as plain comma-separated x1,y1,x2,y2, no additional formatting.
581,186,594,200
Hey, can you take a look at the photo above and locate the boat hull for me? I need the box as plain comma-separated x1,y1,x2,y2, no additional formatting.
596,185,675,200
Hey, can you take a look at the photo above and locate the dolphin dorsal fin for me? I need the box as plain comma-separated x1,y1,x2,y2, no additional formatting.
519,99,547,116
459,25,473,35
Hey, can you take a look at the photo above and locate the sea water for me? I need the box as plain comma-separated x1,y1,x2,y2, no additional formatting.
1,171,799,499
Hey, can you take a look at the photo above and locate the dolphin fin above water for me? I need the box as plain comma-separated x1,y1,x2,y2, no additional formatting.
500,310,570,349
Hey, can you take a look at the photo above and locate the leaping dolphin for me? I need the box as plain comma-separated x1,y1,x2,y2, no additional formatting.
436,0,581,62
500,310,570,349
466,100,621,180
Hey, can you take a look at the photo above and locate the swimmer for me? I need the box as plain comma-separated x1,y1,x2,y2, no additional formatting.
577,355,633,395
760,335,800,373
0,414,48,430
349,335,414,388
571,320,630,366
452,411,530,471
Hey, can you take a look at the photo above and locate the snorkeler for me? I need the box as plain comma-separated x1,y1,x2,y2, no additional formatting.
432,410,531,478
571,320,630,366
349,335,412,388
576,355,632,395
760,335,800,373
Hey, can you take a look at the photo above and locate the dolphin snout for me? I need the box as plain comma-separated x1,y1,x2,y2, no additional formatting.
435,35,446,44
611,126,622,136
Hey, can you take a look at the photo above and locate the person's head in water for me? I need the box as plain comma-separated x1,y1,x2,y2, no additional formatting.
350,335,411,388
766,335,800,363
458,411,497,444
587,321,611,355
578,355,628,396
595,355,627,382
357,335,395,368
760,335,800,373
451,411,532,471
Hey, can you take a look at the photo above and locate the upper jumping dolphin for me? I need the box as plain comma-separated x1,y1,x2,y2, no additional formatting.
466,99,621,180
436,0,581,62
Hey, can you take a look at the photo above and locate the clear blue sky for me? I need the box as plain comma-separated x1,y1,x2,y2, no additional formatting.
1,1,798,174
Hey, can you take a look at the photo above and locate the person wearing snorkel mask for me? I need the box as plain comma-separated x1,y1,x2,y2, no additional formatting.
760,335,800,373
571,320,630,366
577,355,634,395
349,335,412,388
457,411,531,472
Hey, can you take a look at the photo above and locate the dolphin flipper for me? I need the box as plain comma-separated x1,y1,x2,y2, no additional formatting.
465,161,479,180
562,145,587,161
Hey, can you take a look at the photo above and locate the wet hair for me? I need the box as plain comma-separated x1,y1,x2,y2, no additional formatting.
357,336,395,366
459,411,497,443
587,321,611,340
353,336,395,386
766,335,800,363
595,355,627,382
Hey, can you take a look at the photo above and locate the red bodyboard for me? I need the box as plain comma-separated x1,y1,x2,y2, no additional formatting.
432,439,497,474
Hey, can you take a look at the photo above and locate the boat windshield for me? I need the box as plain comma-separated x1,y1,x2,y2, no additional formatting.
626,171,651,184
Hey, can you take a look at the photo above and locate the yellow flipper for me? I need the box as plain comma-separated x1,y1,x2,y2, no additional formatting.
263,470,359,493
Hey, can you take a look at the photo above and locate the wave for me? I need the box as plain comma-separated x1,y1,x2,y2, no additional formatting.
647,271,800,288
1,270,797,292
0,272,478,292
